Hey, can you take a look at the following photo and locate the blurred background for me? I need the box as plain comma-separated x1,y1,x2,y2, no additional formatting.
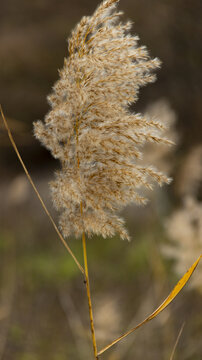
0,0,202,359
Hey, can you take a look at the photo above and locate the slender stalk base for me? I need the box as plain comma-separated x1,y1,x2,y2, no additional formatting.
75,108,98,358
82,231,98,360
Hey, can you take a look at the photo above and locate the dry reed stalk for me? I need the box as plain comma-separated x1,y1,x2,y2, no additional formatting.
3,0,200,358
33,0,172,358
34,0,172,243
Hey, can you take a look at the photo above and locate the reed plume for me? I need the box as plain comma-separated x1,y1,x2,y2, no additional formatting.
34,0,172,241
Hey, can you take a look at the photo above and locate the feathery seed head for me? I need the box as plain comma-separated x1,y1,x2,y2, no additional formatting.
34,0,171,240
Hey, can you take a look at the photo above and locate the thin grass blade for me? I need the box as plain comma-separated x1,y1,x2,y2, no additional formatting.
98,255,202,356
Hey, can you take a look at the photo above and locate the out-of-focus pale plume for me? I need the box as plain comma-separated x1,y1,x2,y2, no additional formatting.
175,145,202,199
8,174,29,205
163,197,202,292
94,294,121,342
34,0,172,240
143,99,177,175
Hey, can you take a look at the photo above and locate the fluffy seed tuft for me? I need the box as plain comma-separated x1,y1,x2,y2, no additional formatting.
34,0,171,240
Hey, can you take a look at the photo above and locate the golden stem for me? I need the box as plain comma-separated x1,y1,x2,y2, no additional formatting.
74,111,98,358
74,48,99,356
81,218,98,359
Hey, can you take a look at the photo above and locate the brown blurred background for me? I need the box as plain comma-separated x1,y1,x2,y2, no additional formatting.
0,1,202,359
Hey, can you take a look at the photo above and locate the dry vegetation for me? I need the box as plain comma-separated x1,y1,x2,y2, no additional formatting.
0,0,202,359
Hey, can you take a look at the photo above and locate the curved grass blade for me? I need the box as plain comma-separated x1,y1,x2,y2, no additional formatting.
98,255,202,356
0,105,84,275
